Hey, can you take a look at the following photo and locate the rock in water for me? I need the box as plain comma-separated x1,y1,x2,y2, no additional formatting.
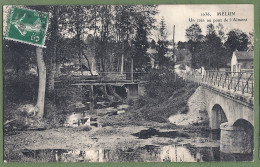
65,113,90,127
117,110,125,114
117,104,129,110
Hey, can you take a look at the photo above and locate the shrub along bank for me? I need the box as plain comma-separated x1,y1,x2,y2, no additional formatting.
100,69,198,126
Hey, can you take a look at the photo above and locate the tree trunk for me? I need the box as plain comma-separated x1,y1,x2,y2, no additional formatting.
36,47,46,118
89,85,94,114
81,48,93,76
107,85,123,101
47,6,59,92
48,57,56,92
121,44,124,74
98,85,114,101
131,57,134,82
55,62,61,77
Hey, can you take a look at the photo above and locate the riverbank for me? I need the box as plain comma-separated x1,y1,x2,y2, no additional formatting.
4,81,219,162
169,86,209,127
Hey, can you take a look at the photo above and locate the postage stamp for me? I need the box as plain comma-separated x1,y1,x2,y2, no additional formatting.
4,6,49,47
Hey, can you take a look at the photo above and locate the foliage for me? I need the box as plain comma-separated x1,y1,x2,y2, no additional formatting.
3,73,85,129
4,73,38,105
177,41,188,50
224,29,249,52
51,78,85,114
185,24,203,42
158,16,167,41
132,18,150,70
155,40,171,67
129,70,198,122
144,69,185,102
184,24,251,69
3,40,37,73
192,32,230,69
3,5,159,121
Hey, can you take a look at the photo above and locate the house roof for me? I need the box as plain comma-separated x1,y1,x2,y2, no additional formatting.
234,51,254,61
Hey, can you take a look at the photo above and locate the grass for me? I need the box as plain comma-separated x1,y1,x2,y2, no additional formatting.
139,82,198,122
99,81,198,127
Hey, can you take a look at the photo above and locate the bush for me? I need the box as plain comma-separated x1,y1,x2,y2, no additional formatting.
128,69,198,123
4,73,86,129
52,77,84,113
4,73,38,124
144,69,186,103
4,73,38,103
42,100,64,129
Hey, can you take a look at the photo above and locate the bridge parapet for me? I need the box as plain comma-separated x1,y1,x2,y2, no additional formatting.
181,70,254,98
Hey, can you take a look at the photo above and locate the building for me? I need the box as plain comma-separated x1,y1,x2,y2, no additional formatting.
231,50,254,73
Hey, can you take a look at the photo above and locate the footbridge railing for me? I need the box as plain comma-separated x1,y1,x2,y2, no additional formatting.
181,70,254,97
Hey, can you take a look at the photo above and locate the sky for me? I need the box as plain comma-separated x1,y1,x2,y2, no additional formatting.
156,4,254,42
3,5,254,43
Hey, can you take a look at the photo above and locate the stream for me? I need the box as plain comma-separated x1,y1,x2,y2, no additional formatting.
21,143,252,162
6,93,253,162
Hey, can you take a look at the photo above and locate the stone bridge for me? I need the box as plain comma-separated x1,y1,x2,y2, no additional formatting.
181,70,254,154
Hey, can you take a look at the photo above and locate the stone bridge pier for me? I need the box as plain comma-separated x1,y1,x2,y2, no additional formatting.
201,86,254,154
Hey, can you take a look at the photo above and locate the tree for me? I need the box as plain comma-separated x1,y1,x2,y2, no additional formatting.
225,29,249,52
159,16,167,41
153,16,171,68
247,31,254,51
186,23,229,69
132,19,150,70
177,41,189,50
156,40,170,67
4,5,160,120
114,5,134,74
185,24,203,42
46,6,59,93
3,40,36,74
203,31,228,69
11,6,51,119
216,23,226,42
113,5,158,73
185,24,203,68
206,24,215,35
91,5,114,72
35,48,46,118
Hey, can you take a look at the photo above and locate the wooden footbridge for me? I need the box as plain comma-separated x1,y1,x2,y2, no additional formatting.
55,71,148,101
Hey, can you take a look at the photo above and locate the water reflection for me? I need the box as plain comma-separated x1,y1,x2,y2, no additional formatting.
131,128,189,139
21,144,253,162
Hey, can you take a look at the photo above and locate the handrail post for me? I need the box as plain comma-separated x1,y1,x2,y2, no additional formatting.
242,80,244,94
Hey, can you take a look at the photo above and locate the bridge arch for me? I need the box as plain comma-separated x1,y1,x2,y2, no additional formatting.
233,118,253,128
220,119,254,154
199,86,254,154
233,119,254,153
210,104,228,129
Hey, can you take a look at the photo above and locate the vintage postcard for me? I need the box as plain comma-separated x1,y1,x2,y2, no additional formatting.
3,4,254,162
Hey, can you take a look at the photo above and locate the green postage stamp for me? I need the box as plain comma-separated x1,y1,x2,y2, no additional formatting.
5,6,49,47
